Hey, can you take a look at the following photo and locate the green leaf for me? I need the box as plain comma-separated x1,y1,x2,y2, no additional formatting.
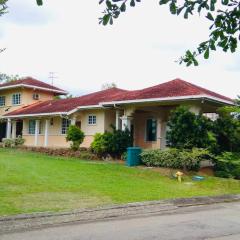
103,14,111,25
206,12,214,21
204,48,209,59
36,0,43,5
159,0,170,5
120,3,126,12
130,0,135,7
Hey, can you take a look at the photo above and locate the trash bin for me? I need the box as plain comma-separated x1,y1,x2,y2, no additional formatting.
126,147,142,167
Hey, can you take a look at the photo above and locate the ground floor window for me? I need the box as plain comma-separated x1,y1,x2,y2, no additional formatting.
61,118,71,134
146,119,157,142
88,115,96,125
28,120,41,135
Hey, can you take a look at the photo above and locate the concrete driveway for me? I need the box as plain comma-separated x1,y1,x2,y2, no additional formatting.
1,201,240,240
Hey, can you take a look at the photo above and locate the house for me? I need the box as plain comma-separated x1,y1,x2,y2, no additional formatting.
0,77,233,149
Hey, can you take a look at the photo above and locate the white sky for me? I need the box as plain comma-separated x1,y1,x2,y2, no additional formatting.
0,0,239,98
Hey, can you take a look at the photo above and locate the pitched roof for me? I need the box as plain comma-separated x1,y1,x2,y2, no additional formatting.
4,78,233,117
0,77,67,95
107,79,233,102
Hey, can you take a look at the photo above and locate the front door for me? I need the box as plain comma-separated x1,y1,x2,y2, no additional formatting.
16,120,23,137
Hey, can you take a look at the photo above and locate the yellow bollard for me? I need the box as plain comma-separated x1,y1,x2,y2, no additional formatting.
175,171,184,183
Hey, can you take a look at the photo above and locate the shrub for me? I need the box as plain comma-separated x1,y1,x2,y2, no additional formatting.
166,106,215,149
66,125,85,151
2,136,25,148
214,152,240,179
91,127,133,158
141,148,211,171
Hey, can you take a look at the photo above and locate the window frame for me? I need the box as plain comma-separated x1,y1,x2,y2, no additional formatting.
12,93,21,106
61,118,71,135
0,96,6,107
33,93,40,100
145,118,157,142
88,115,97,125
28,120,42,135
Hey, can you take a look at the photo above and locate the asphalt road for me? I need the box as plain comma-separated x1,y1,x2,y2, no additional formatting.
1,202,240,240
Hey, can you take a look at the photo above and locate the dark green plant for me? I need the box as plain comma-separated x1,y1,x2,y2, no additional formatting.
166,106,214,149
214,152,240,179
141,148,211,171
91,127,133,158
66,125,85,151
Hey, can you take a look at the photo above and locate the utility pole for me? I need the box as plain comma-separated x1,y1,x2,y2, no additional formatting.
49,72,58,86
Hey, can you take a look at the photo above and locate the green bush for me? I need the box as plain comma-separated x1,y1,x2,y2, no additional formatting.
166,106,214,149
214,152,240,179
91,127,133,158
15,136,25,146
66,125,85,151
141,148,211,171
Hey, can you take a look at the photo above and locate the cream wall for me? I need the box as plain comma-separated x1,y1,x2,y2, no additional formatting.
0,87,54,117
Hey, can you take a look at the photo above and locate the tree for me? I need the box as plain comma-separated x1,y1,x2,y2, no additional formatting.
98,0,240,66
0,73,20,83
0,0,8,54
166,106,214,149
101,82,117,90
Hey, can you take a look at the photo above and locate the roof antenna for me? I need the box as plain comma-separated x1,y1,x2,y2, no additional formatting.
49,72,57,87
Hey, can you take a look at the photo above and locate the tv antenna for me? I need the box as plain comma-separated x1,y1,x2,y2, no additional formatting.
49,72,58,86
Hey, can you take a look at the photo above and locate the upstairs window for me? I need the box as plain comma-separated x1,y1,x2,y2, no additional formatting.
88,115,96,125
12,93,21,105
146,119,157,142
0,96,6,106
61,118,71,134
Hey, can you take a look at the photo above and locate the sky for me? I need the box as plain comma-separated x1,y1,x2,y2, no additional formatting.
0,0,239,98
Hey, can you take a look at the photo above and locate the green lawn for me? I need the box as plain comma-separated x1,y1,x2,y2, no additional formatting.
0,148,240,216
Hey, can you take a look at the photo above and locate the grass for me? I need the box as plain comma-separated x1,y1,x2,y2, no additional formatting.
0,148,240,216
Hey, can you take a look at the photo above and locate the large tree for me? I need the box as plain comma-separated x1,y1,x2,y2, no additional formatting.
13,0,240,66
98,0,240,66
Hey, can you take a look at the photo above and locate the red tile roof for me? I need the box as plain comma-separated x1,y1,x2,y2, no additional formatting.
0,77,67,94
4,79,233,117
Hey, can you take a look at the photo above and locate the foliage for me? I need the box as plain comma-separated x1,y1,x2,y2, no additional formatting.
141,148,212,171
101,82,117,90
0,73,20,83
66,125,85,151
2,136,25,148
98,0,240,66
91,127,133,157
0,0,7,17
214,152,240,179
166,106,215,149
212,107,240,153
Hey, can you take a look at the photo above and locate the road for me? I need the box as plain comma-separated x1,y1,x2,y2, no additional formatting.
1,202,240,240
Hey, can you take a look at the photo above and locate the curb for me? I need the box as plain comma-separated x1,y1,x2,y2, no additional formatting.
1,194,240,234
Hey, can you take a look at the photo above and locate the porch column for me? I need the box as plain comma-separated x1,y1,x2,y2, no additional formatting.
120,116,132,131
6,118,11,139
116,110,121,130
34,120,40,146
44,119,49,147
71,116,76,125
11,121,17,139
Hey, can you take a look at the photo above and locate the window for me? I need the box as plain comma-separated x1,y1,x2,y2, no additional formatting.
28,120,41,135
33,93,40,100
0,96,6,106
88,115,96,125
146,119,157,142
61,118,71,134
12,93,21,105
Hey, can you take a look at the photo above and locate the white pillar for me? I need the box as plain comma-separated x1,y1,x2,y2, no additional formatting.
120,116,132,131
34,120,40,146
11,121,17,139
6,118,11,139
71,116,76,125
116,110,120,130
44,119,49,147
